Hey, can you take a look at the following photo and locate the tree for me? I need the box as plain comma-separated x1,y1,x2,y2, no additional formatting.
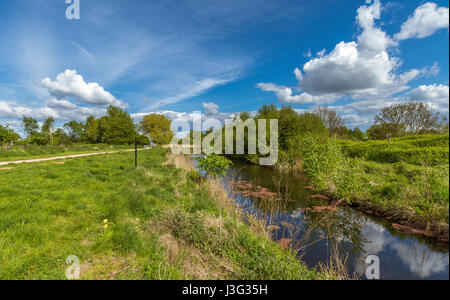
53,128,69,145
64,120,84,142
315,107,345,135
374,102,441,138
22,116,39,138
41,117,55,145
351,127,365,141
256,103,279,120
135,134,150,146
0,124,20,146
100,106,137,145
139,114,173,145
297,112,329,139
83,116,101,143
239,112,251,122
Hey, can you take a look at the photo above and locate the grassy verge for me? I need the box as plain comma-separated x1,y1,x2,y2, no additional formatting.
288,135,449,241
339,134,449,166
349,160,449,239
0,144,134,162
0,148,324,280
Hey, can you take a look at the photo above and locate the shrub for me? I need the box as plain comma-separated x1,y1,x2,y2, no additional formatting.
292,134,365,201
197,154,232,177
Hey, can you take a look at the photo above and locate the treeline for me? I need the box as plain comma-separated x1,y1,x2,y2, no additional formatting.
316,102,448,140
209,101,449,166
0,105,176,147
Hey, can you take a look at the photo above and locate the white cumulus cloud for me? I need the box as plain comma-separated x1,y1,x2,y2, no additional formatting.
256,83,337,104
257,0,431,105
203,102,220,115
412,84,449,100
395,2,449,41
295,0,413,97
41,69,126,107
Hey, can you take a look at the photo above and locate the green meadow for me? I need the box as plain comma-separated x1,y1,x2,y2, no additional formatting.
0,144,133,162
302,133,449,236
0,148,324,280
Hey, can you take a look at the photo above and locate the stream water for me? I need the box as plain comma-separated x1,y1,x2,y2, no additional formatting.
192,157,449,280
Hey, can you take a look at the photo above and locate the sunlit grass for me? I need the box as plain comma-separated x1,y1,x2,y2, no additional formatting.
0,148,322,280
0,144,133,162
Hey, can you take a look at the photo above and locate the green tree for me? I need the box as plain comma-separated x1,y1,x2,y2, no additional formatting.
135,134,150,146
100,106,137,145
41,117,55,145
22,116,39,138
53,128,69,145
0,125,20,146
366,123,401,140
256,103,279,120
64,120,84,142
139,114,173,145
83,116,101,143
296,112,328,139
239,111,251,122
351,127,365,141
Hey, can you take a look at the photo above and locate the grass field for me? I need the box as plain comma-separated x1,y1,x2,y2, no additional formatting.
288,133,449,239
0,144,134,162
352,159,449,228
338,134,449,236
0,148,324,280
339,134,449,166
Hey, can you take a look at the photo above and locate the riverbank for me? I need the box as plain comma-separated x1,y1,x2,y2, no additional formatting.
229,133,449,242
280,152,449,242
342,159,449,242
0,148,326,279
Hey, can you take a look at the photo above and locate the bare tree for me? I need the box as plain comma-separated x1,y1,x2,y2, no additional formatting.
315,107,345,134
374,102,441,136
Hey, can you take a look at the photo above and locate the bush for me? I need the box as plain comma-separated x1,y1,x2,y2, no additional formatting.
291,134,365,201
197,154,232,177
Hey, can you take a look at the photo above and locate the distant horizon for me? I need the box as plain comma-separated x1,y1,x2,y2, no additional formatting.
1,0,449,136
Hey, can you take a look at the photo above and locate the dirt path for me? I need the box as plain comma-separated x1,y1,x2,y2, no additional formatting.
0,149,150,167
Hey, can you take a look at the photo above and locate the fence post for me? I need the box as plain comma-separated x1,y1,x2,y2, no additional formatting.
135,138,138,168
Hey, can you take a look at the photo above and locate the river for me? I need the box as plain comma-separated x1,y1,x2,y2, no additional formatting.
192,157,449,280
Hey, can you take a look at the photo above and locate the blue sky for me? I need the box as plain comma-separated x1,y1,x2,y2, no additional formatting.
0,0,448,134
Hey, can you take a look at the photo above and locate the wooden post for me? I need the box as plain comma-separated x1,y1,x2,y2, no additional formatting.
135,138,138,168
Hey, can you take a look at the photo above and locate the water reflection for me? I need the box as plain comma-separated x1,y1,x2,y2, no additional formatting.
221,159,449,280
